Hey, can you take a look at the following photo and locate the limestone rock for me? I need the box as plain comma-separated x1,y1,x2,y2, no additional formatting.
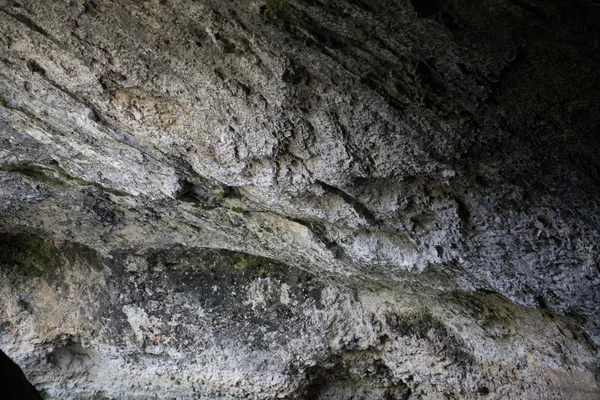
0,0,599,398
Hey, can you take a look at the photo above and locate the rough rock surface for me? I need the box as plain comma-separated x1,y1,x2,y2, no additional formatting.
0,0,599,398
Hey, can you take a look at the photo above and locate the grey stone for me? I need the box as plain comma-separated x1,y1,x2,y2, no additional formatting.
0,0,599,398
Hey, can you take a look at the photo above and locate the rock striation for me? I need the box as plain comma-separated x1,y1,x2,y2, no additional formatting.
0,0,599,398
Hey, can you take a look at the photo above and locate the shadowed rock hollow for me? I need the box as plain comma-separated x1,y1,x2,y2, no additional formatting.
0,0,599,398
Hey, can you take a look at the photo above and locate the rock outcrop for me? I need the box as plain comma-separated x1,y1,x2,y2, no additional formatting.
0,0,599,398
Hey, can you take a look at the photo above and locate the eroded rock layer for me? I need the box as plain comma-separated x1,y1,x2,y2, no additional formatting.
0,0,599,398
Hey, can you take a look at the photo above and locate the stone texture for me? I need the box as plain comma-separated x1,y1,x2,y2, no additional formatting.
0,0,599,398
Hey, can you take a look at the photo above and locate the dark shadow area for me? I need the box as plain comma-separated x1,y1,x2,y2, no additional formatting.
409,0,442,18
300,355,411,399
0,349,42,400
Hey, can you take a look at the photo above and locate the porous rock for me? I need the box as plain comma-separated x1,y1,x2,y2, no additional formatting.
0,0,599,398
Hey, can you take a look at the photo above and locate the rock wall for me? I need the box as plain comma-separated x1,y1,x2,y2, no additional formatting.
0,0,599,398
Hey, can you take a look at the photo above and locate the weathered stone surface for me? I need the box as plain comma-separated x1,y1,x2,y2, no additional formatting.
1,235,598,399
0,0,599,398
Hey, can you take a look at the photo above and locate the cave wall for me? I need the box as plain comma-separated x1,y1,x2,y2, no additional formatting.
0,0,599,398
1,234,597,399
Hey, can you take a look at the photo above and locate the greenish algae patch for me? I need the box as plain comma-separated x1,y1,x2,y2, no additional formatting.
0,93,9,108
157,248,291,280
0,233,61,279
231,253,288,277
57,170,127,196
0,163,127,196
